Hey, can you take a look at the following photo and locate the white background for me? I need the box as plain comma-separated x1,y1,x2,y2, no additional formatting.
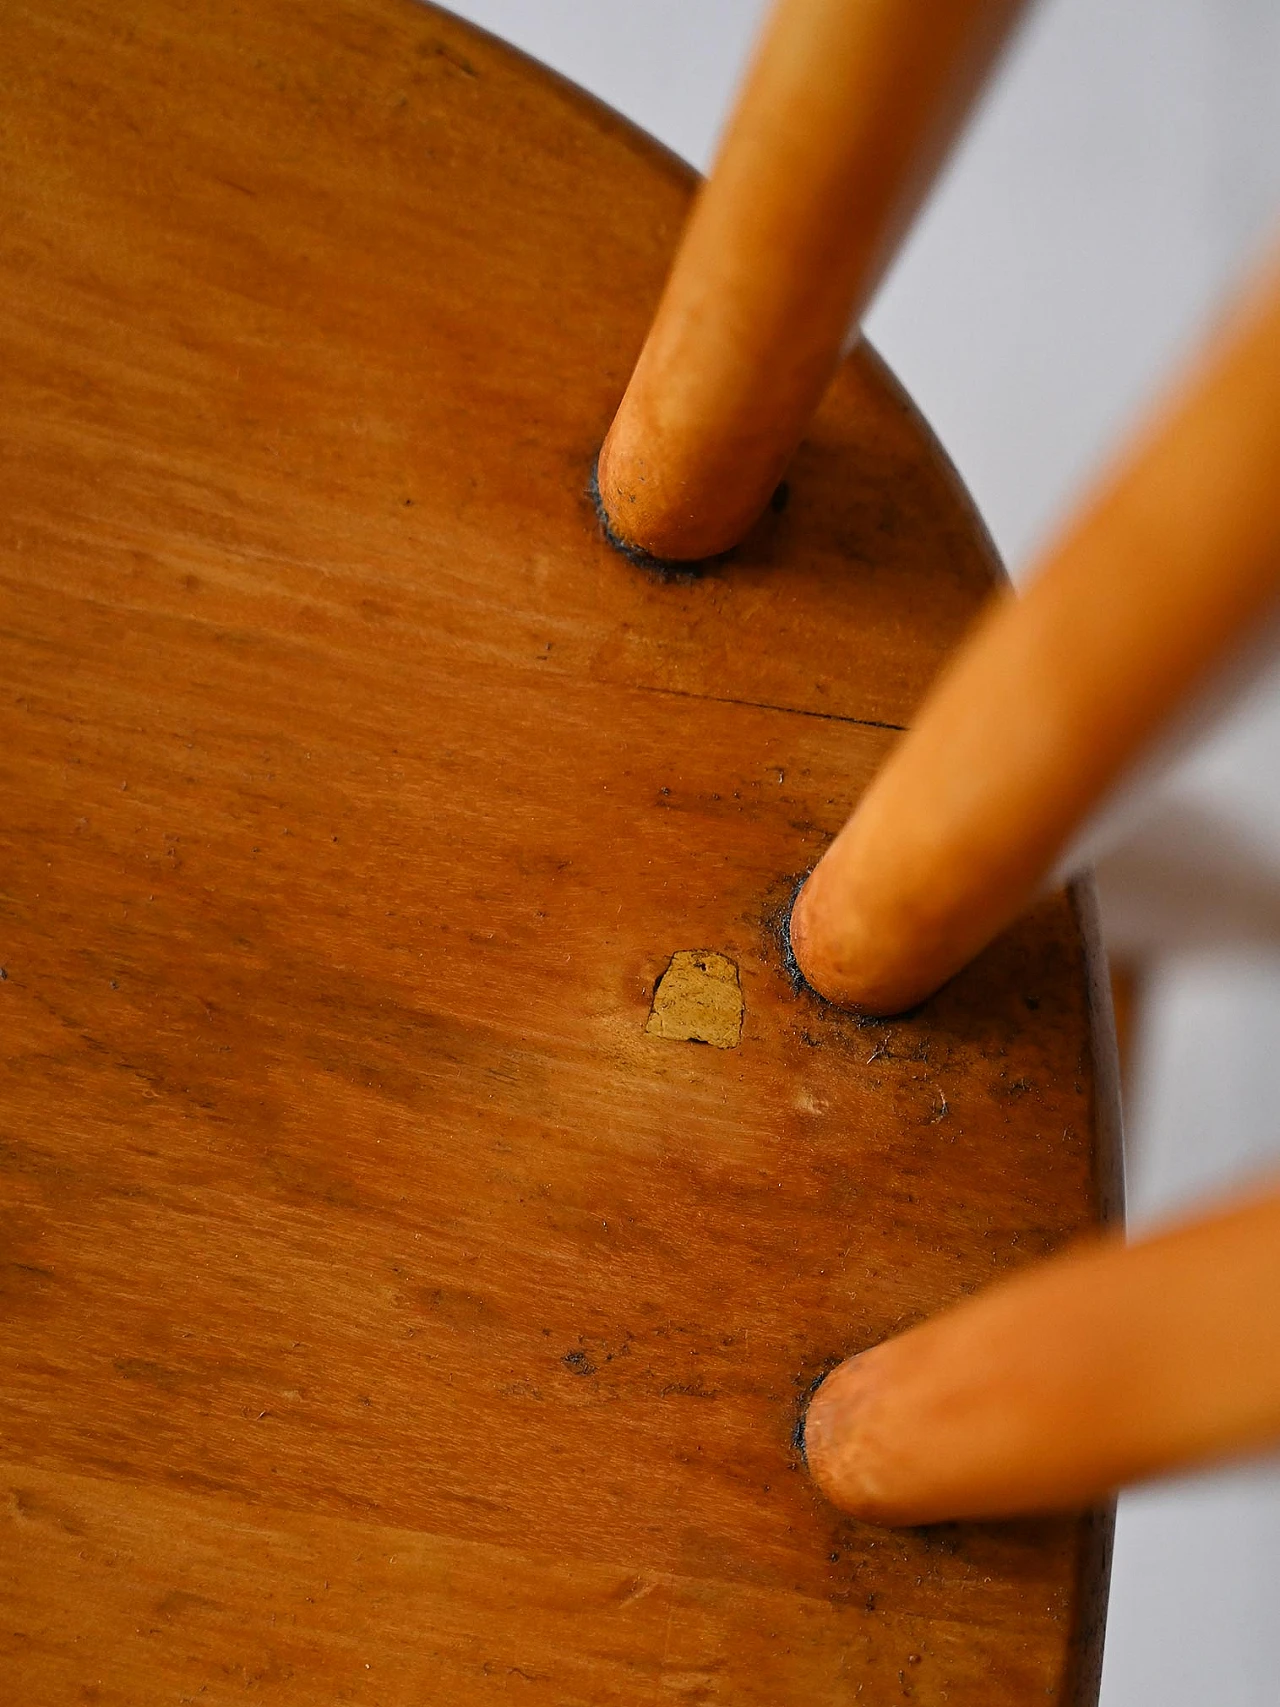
441,3,1280,1699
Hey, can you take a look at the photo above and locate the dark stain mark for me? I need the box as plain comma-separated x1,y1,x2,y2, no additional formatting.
587,458,710,582
659,1380,718,1399
112,1358,191,1391
428,40,478,77
11,1489,87,1537
417,1285,504,1328
157,1589,218,1620
777,873,815,998
791,1356,845,1461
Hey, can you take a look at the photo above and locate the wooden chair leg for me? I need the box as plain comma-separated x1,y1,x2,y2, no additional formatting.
792,255,1280,1012
804,1183,1280,1524
597,0,1027,561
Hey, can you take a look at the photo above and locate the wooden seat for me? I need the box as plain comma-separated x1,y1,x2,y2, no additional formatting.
0,2,1119,1700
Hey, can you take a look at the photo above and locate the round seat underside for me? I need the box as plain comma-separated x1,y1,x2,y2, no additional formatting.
0,3,1119,1702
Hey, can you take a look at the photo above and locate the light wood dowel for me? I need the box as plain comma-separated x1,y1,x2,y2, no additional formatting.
803,1183,1280,1525
596,0,1026,562
791,255,1280,1013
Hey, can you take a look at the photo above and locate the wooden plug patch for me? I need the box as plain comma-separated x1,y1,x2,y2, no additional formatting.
645,951,743,1048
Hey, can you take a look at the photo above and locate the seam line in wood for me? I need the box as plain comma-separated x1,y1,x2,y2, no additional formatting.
627,679,907,733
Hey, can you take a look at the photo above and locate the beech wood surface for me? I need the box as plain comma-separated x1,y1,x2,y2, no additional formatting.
792,256,1280,1014
597,0,1026,561
1,2,1117,1702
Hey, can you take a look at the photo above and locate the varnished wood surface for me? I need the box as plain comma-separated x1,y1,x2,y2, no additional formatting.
0,2,1119,1701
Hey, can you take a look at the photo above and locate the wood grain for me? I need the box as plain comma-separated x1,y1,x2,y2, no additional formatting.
1,1461,1099,1707
0,1,1118,1700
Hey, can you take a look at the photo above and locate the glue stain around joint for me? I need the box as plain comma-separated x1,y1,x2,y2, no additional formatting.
645,951,743,1049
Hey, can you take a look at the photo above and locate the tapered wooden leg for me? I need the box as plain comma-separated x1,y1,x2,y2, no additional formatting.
792,255,1280,1013
596,0,1027,562
804,1184,1280,1524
